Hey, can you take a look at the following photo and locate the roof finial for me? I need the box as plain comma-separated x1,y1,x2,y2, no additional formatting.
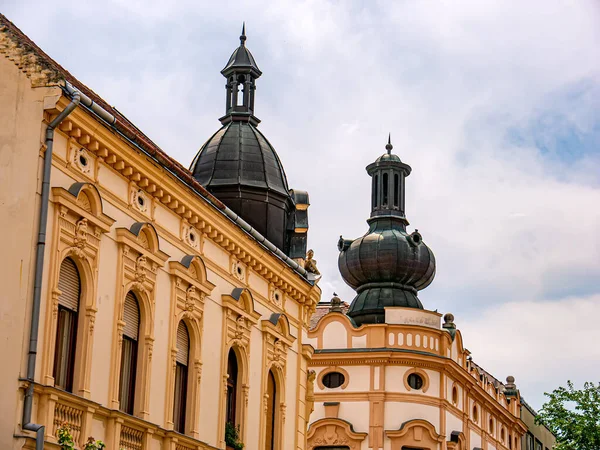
240,22,247,46
385,133,393,154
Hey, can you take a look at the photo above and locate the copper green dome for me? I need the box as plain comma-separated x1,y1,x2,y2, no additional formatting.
337,136,436,326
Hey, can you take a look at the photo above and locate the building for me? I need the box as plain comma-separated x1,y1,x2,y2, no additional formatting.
0,15,321,450
521,399,556,450
305,139,530,450
1,12,557,450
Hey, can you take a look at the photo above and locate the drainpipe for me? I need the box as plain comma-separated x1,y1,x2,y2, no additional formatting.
22,84,81,450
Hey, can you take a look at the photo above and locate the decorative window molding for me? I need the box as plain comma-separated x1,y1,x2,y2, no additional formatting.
108,222,169,419
72,146,92,175
403,367,430,393
181,222,201,251
447,430,467,450
230,258,247,284
385,419,444,450
269,285,283,308
317,366,350,391
307,418,367,450
259,313,296,449
41,183,114,400
130,187,149,213
164,255,215,437
218,288,261,447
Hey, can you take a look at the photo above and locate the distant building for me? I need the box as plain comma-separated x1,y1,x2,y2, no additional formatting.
306,138,530,449
521,399,556,450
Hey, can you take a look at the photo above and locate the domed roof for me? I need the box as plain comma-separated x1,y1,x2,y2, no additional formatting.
190,121,290,196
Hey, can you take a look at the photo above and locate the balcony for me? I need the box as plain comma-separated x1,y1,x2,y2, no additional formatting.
22,382,218,450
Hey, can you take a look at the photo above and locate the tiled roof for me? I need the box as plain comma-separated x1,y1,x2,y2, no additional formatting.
309,302,350,330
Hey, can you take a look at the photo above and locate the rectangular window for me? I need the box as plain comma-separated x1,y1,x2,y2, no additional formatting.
394,174,399,207
382,173,388,206
119,336,138,415
173,363,188,433
53,306,78,392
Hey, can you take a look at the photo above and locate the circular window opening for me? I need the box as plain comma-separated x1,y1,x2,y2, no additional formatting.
137,196,145,207
452,386,458,405
189,232,196,242
237,266,243,275
79,154,88,167
275,293,280,301
407,373,423,390
472,405,479,423
322,371,345,389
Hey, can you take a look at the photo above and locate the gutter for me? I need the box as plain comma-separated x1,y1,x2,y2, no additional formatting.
23,87,81,450
63,82,310,279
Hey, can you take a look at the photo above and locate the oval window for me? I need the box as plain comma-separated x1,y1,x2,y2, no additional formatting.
407,373,423,390
452,386,458,405
322,371,345,389
473,404,479,422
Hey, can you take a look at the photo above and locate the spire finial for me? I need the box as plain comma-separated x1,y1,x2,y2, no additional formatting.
240,22,247,45
385,133,393,154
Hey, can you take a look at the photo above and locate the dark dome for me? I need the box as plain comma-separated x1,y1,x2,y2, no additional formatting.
190,121,290,196
338,219,436,325
337,137,436,326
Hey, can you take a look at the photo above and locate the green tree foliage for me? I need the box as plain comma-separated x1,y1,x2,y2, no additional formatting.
536,381,600,450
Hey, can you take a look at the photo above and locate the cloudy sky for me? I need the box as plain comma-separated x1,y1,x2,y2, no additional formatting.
5,0,599,410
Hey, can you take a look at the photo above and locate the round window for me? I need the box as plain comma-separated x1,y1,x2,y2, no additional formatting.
79,154,88,167
407,373,423,390
322,371,345,389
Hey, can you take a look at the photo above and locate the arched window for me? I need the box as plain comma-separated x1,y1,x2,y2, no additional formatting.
265,370,277,450
394,173,399,207
174,321,190,433
54,258,80,392
119,291,140,414
373,175,379,208
226,348,239,426
382,173,389,206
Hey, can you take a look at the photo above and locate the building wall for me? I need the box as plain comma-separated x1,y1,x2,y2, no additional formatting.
1,52,320,450
0,54,62,450
521,404,555,450
306,309,527,450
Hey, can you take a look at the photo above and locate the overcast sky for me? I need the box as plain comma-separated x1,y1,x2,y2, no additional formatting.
5,0,599,410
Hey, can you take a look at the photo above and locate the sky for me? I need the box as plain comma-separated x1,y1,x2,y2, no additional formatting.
4,0,600,411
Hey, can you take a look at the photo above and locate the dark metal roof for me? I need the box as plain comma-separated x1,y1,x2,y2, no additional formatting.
221,24,262,77
190,121,290,196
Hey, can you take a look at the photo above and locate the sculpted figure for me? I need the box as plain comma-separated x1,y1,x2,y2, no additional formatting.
74,218,88,248
304,249,320,275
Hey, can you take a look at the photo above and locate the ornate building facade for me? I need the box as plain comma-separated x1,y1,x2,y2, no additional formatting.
0,13,554,450
0,15,320,450
304,140,530,450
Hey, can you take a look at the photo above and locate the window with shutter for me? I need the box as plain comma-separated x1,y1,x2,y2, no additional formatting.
119,292,140,414
53,258,80,391
173,321,189,433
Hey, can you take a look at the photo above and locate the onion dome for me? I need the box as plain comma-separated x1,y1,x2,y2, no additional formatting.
337,135,436,326
190,25,309,257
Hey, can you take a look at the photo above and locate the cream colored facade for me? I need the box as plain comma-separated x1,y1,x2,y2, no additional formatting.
0,16,320,450
305,306,527,450
520,401,555,450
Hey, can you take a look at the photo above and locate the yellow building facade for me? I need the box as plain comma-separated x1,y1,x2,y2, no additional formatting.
0,15,320,450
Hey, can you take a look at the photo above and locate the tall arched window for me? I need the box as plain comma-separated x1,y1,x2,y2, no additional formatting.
373,175,379,208
382,173,389,206
174,321,190,433
119,291,140,414
265,370,277,450
226,349,239,426
54,258,80,392
394,174,399,207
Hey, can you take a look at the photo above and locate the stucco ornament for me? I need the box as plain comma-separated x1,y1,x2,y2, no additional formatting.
74,218,88,248
272,339,285,362
185,285,198,312
234,316,246,340
306,370,316,417
135,254,147,283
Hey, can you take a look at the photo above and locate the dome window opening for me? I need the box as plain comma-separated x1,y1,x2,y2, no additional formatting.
393,174,399,207
322,371,345,389
407,373,423,390
372,175,379,209
382,173,389,206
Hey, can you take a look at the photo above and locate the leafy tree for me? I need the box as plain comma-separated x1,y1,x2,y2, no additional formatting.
536,381,600,450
